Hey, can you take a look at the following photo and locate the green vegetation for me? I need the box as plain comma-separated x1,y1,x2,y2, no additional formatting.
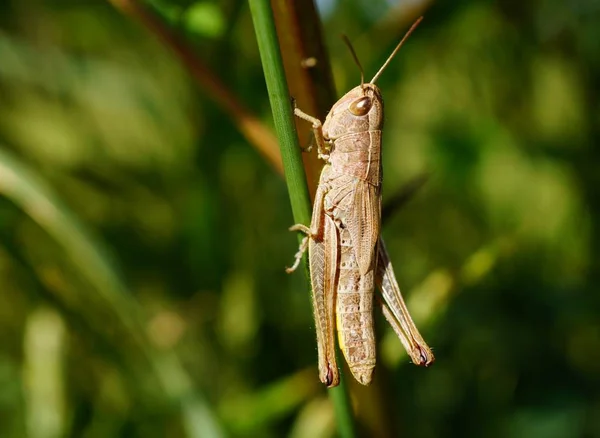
0,0,597,437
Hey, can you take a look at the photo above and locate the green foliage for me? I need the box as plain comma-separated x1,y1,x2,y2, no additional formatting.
0,0,598,437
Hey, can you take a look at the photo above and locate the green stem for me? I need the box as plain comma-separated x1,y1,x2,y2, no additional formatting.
248,2,356,437
248,1,311,224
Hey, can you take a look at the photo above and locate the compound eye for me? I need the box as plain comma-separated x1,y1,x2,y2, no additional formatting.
348,96,372,116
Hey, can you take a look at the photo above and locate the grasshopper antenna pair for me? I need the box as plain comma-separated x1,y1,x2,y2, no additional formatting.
343,16,423,90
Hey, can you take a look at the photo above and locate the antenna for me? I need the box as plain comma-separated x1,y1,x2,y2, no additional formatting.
341,35,365,88
370,16,423,84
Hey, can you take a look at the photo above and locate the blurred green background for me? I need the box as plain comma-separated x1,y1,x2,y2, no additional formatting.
0,0,598,437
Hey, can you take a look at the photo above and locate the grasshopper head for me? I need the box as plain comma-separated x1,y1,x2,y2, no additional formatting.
323,83,383,139
323,17,423,142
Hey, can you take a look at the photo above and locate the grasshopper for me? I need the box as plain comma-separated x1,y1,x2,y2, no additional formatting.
286,17,434,387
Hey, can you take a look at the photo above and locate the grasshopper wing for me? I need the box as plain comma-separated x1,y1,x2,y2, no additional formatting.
346,180,381,275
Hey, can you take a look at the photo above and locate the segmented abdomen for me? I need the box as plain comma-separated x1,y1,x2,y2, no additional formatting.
335,224,376,385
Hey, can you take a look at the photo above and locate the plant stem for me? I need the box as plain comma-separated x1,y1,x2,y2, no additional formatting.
248,1,311,224
248,2,356,437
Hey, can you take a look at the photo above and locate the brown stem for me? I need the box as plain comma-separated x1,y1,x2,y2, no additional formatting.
271,0,337,196
107,0,283,174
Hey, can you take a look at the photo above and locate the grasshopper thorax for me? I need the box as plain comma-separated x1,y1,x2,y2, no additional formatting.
323,83,383,140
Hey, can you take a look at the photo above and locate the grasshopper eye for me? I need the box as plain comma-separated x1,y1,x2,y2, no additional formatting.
349,96,372,116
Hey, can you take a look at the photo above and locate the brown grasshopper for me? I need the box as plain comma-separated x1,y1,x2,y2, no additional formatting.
286,17,434,387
